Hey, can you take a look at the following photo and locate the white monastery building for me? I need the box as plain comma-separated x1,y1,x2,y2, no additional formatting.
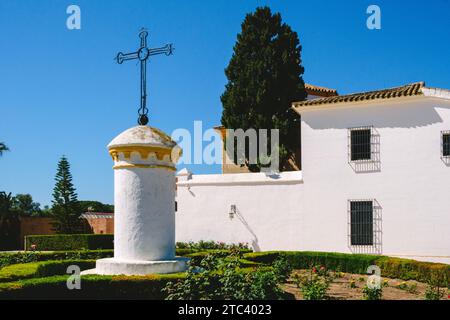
175,82,450,264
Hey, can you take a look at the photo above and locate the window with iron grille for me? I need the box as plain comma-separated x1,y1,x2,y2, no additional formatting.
442,131,450,157
349,200,373,246
350,128,371,161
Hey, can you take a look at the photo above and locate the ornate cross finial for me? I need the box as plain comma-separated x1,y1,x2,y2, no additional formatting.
116,28,174,125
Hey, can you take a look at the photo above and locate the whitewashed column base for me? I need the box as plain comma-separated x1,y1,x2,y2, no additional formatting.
81,257,189,276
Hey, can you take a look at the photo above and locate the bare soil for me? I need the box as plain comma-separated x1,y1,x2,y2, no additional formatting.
282,269,450,300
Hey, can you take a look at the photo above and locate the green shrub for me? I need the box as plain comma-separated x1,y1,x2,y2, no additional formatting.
375,256,450,285
244,251,450,286
0,250,113,268
0,273,186,300
424,283,445,300
298,277,329,300
362,285,383,300
25,234,114,251
0,260,95,283
176,241,251,251
424,270,447,300
293,266,333,300
164,252,289,300
272,255,293,282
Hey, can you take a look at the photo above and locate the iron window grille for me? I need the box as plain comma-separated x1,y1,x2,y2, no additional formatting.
349,127,372,161
348,126,380,172
442,131,450,158
348,199,382,254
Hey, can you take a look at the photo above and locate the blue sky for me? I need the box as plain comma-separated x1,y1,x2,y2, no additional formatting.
1,0,449,207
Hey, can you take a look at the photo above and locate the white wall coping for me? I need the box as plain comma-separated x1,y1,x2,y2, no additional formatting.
176,170,303,187
421,87,450,100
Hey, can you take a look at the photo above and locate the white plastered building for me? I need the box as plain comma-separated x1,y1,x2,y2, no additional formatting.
175,82,450,264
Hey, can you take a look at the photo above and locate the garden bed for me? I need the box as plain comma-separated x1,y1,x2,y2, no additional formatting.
0,248,449,300
283,269,450,300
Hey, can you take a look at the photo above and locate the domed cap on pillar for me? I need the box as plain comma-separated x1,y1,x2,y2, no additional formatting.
108,125,182,171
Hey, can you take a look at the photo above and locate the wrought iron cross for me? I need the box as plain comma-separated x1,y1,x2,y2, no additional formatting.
116,29,173,125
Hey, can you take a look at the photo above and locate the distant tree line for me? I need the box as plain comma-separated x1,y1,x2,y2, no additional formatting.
0,193,114,218
1,150,113,236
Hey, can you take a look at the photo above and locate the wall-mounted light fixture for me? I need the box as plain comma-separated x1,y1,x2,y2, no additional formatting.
229,205,236,220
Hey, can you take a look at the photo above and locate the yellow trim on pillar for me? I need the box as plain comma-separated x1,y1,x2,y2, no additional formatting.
113,163,176,171
109,145,173,162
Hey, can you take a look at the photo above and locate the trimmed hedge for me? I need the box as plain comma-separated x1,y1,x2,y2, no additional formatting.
0,250,113,268
243,251,450,286
1,250,448,299
0,266,268,300
25,234,114,251
0,273,186,300
176,241,251,251
0,260,95,283
0,249,229,269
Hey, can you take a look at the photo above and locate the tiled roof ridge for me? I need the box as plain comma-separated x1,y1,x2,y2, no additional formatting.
305,83,338,95
293,81,425,108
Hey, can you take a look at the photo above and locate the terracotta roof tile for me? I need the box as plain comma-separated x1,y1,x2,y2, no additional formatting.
305,83,338,97
293,82,425,110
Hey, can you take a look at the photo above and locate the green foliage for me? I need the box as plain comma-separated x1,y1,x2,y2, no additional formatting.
12,194,41,216
362,284,383,300
0,251,39,268
244,251,450,286
220,7,306,171
244,251,378,274
424,284,445,300
78,201,114,213
0,259,95,283
0,192,44,217
25,234,114,251
164,251,286,300
375,256,450,285
0,249,220,269
0,191,16,217
0,273,186,300
51,156,83,234
293,266,333,300
176,241,250,251
395,281,417,294
424,271,446,300
0,250,113,269
272,255,293,282
0,191,20,250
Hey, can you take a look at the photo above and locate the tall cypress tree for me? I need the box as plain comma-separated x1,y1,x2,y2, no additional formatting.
221,7,306,171
51,156,82,233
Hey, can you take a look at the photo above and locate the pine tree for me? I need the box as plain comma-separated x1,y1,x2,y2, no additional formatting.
221,7,306,171
51,156,82,233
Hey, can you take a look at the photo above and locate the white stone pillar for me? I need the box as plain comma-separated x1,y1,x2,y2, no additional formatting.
85,125,187,275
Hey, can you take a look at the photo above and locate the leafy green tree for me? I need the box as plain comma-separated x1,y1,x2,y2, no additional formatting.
221,7,306,171
0,191,20,250
78,200,114,213
12,194,41,216
0,192,16,217
51,156,82,234
39,205,53,217
0,142,9,156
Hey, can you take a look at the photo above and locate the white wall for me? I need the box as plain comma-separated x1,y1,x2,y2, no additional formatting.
175,96,450,264
300,97,450,263
176,171,304,252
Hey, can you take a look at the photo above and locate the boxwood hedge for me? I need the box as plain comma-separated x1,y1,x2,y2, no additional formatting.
0,260,95,283
25,234,114,251
0,250,113,268
243,251,450,285
0,273,186,300
1,250,448,299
